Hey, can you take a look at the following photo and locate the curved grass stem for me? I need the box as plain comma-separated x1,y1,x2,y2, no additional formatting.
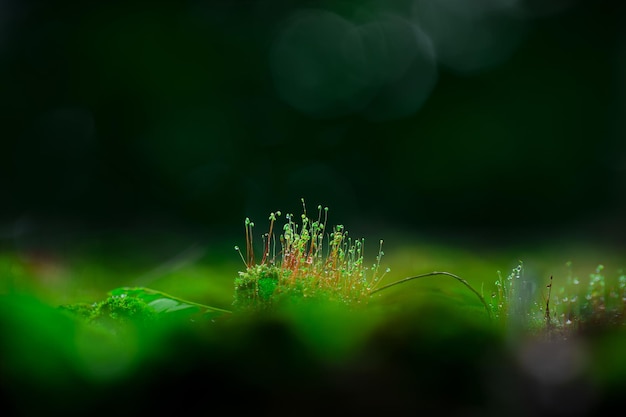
369,271,492,320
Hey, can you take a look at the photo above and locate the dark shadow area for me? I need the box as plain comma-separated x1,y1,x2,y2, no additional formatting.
0,0,625,248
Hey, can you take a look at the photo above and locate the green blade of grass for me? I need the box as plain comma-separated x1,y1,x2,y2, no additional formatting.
370,271,492,320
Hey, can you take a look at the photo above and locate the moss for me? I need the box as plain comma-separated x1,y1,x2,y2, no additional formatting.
58,302,96,320
234,264,284,310
233,263,350,312
88,295,156,330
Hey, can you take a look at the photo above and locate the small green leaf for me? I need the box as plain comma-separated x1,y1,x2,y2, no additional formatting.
147,298,197,314
147,298,178,313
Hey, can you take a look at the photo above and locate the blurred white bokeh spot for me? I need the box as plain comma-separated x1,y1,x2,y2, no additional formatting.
412,0,528,75
269,10,371,118
355,15,437,121
269,9,438,121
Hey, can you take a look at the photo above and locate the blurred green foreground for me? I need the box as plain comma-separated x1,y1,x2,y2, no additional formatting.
1,232,626,416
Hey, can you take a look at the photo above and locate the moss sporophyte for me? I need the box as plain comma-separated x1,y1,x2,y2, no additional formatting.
233,200,389,310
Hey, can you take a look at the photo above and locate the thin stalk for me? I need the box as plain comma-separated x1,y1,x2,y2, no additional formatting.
369,271,492,320
262,213,278,265
245,218,253,268
545,275,553,330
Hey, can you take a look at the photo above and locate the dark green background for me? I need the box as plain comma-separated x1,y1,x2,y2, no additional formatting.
2,0,625,246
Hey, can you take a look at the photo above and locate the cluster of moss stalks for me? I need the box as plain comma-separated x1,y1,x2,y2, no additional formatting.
232,200,388,311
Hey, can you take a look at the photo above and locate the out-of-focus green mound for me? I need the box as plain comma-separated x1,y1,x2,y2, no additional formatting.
2,291,626,417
